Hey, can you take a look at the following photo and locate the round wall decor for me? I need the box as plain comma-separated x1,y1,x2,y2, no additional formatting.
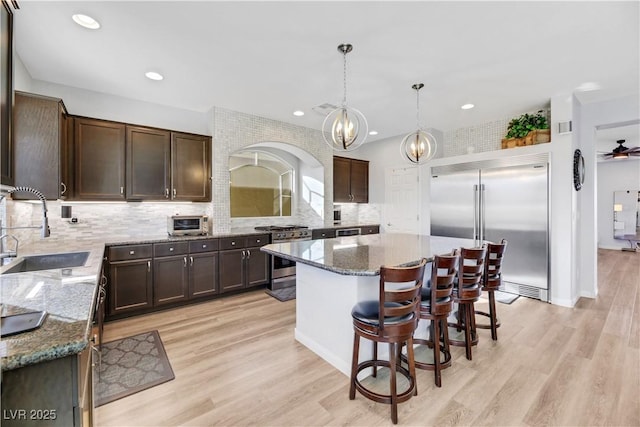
573,149,585,191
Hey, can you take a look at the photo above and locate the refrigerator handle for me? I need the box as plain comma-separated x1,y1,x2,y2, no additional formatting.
473,184,479,244
480,183,486,244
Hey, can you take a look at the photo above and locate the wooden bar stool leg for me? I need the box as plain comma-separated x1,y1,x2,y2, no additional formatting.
433,318,442,387
349,333,360,400
489,290,498,340
464,304,473,360
389,342,398,425
372,342,378,377
406,336,417,396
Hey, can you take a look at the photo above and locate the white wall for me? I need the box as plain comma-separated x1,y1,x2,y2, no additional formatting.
597,160,640,249
576,93,640,298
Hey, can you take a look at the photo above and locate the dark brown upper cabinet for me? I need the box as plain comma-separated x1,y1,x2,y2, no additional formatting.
13,92,70,200
333,156,369,203
126,125,171,200
0,1,13,187
74,117,126,200
171,132,211,202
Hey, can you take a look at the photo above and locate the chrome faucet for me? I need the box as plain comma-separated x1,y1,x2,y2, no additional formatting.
0,186,50,259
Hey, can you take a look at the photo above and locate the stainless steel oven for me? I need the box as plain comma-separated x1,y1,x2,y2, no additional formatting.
254,225,311,290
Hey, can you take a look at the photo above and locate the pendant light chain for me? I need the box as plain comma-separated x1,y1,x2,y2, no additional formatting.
415,86,420,129
342,49,348,107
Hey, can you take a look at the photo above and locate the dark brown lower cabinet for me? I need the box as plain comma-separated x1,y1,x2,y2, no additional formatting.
190,251,219,297
219,249,244,293
153,255,189,306
219,234,270,293
108,258,153,316
106,244,154,317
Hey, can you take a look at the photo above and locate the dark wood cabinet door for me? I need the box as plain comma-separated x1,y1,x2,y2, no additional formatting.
0,2,13,187
13,92,66,200
350,159,369,203
126,125,170,200
246,247,269,288
74,118,125,200
153,255,188,305
108,259,153,316
219,249,244,293
171,132,211,201
189,252,218,298
333,156,352,203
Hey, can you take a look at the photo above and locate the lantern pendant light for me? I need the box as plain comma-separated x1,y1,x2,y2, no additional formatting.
400,83,437,164
322,44,368,152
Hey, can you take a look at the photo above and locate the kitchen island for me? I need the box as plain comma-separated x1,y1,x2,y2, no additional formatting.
261,233,477,376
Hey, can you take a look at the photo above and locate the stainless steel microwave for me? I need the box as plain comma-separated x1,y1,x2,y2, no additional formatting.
167,215,208,236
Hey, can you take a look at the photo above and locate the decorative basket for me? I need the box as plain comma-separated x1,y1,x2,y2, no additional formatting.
501,129,550,149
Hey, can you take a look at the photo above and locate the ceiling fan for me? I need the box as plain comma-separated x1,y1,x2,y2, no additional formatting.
601,139,640,159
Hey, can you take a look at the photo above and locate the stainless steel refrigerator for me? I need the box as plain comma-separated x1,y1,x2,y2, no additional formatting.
430,153,549,301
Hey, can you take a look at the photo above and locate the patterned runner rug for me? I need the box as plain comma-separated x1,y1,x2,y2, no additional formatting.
95,330,174,407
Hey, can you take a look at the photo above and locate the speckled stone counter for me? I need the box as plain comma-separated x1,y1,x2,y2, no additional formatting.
0,241,105,371
262,233,478,376
261,233,477,276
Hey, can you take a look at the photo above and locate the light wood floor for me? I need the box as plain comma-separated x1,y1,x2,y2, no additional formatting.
96,249,639,426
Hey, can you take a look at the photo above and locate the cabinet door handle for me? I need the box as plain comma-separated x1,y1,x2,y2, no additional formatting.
60,181,67,195
165,188,169,198
147,261,151,272
173,188,177,198
190,256,193,266
120,186,124,195
246,249,251,259
241,250,246,258
183,257,187,267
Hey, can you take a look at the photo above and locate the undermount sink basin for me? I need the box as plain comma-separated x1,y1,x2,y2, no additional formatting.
2,251,90,274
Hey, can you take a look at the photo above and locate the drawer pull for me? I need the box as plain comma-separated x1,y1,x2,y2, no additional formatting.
129,250,135,255
231,241,235,246
169,247,174,252
256,239,261,243
202,244,207,248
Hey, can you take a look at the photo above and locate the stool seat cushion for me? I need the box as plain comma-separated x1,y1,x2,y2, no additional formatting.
351,300,414,326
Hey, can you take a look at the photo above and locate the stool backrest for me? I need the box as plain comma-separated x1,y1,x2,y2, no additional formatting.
378,258,428,334
457,246,487,300
484,239,507,290
429,249,460,315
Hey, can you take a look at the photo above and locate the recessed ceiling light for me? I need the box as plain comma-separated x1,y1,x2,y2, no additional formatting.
72,14,100,30
145,71,164,81
576,81,601,92
369,130,378,136
293,110,305,117
461,103,475,110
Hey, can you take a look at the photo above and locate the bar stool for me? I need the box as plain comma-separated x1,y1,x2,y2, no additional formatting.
412,250,460,387
448,246,487,361
349,258,427,425
475,239,508,340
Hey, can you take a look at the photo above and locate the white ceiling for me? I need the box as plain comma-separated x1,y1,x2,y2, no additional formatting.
13,1,640,143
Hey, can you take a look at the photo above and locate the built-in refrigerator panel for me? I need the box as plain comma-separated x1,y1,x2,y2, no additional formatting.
481,164,548,293
430,153,550,301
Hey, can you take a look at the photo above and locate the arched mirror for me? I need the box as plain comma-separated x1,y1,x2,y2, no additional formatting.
230,150,294,218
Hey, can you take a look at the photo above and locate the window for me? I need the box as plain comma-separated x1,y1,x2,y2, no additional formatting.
229,151,293,217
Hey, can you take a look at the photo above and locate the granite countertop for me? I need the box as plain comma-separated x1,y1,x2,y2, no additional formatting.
261,233,478,276
0,240,105,371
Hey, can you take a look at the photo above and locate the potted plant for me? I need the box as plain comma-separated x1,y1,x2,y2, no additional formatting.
502,110,551,149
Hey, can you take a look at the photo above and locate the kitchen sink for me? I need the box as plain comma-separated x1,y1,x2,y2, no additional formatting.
2,251,90,274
